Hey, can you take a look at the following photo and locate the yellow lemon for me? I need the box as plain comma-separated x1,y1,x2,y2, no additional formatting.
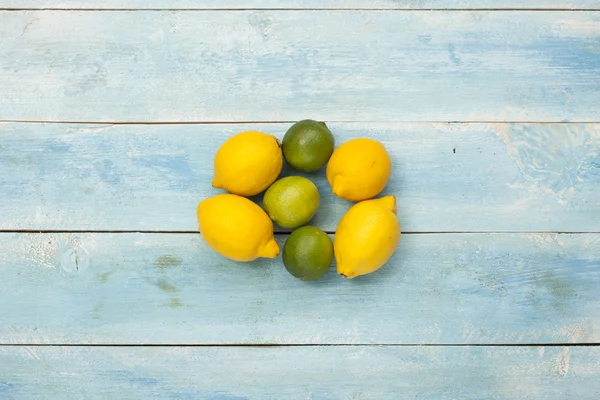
197,194,280,262
334,196,400,278
326,138,391,202
212,131,283,197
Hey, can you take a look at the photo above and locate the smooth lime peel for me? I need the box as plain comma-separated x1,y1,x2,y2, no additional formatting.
282,119,335,172
283,226,333,281
263,176,320,229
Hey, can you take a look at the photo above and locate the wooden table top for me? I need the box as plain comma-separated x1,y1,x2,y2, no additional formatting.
1,2,599,399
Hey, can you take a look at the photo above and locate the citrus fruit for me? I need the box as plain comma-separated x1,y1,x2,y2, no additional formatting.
282,119,335,172
283,226,333,281
197,194,279,262
334,196,400,278
212,130,282,197
326,138,391,202
263,176,320,229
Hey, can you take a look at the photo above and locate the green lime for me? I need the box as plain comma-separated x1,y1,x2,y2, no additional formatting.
282,119,335,172
283,226,333,281
263,176,319,229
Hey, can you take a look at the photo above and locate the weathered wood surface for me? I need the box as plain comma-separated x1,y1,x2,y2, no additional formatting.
1,11,599,122
2,122,598,232
1,345,599,399
2,4,600,398
1,232,598,345
2,1,600,9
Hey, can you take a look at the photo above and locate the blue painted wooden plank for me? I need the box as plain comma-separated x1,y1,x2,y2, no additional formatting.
1,345,599,399
0,11,599,122
1,122,598,232
1,1,599,9
1,232,598,344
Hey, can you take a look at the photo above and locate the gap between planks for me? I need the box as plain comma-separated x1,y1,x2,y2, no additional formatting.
1,120,600,125
1,8,600,11
0,343,599,348
1,230,598,234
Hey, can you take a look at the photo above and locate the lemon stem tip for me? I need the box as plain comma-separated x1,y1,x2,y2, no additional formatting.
376,196,396,213
332,178,344,197
258,238,280,258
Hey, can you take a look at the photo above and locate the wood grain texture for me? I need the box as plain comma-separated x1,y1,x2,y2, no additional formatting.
1,5,599,398
1,122,598,232
2,0,600,9
1,232,599,345
1,345,599,399
1,11,599,122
